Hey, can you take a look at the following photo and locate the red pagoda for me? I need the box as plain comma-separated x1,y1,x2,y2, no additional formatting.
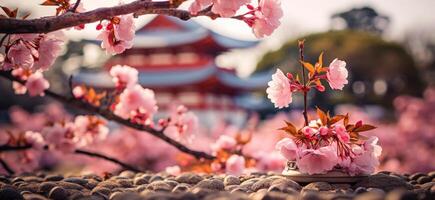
74,15,271,126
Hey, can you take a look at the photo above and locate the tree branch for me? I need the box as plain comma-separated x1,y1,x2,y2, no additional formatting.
0,1,212,34
0,144,140,172
0,71,215,160
0,158,14,174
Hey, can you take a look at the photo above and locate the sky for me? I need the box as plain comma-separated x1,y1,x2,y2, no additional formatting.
3,0,435,76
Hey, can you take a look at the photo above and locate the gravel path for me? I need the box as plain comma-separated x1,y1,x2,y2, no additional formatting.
0,171,433,200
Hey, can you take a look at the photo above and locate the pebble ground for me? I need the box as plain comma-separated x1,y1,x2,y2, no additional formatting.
0,170,434,200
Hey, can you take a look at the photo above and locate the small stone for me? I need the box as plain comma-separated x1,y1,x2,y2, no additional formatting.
224,175,240,186
44,175,64,182
225,185,239,191
63,177,89,186
409,173,426,181
91,187,111,197
118,171,135,179
18,183,39,193
268,183,298,194
0,187,24,200
251,178,274,191
271,178,301,190
115,179,133,188
354,192,384,200
354,187,367,194
303,182,333,191
419,182,435,190
48,186,68,200
97,181,121,190
190,187,214,199
385,189,418,200
22,193,48,200
133,177,148,186
367,188,386,195
354,174,413,192
300,190,321,200
172,184,190,193
417,176,431,184
110,191,142,200
38,182,57,195
146,181,171,192
175,173,204,184
148,175,164,183
22,177,43,183
164,180,178,188
195,179,224,191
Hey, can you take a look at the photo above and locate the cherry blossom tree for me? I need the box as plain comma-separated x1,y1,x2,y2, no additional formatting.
0,0,284,174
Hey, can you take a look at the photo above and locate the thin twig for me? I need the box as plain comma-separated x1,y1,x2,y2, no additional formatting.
0,71,215,160
298,40,309,126
70,0,82,13
75,149,140,172
0,158,14,174
0,144,140,173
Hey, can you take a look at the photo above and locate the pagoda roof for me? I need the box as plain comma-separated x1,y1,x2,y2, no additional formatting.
130,15,258,52
72,62,273,95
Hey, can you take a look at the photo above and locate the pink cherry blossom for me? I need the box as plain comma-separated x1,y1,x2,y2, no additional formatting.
97,31,133,55
74,115,109,146
251,0,283,38
24,131,45,150
97,14,135,55
297,146,338,175
319,126,329,136
334,124,350,143
343,138,381,175
114,14,136,42
189,0,250,18
114,84,158,119
266,69,292,108
302,126,316,138
211,135,237,152
6,41,34,69
72,86,86,98
275,138,298,160
225,154,246,175
13,81,27,95
25,72,50,96
164,108,199,144
256,151,285,172
32,32,64,71
109,65,138,88
327,59,348,90
165,165,181,176
42,123,77,153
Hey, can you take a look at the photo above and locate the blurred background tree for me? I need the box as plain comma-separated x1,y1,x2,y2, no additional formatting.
256,6,426,111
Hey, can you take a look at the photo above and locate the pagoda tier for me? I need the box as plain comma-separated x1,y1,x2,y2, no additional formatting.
126,15,258,55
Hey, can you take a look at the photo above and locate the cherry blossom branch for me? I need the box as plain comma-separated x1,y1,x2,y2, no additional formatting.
298,40,309,126
0,1,217,34
0,71,215,160
0,144,140,172
0,158,14,174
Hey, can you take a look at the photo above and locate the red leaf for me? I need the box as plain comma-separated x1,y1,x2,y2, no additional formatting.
316,107,328,125
354,124,377,132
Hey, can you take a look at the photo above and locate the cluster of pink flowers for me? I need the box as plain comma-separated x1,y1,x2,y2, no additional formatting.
96,14,136,55
276,130,381,175
266,58,349,108
163,105,199,144
267,52,382,176
189,0,283,38
1,32,65,96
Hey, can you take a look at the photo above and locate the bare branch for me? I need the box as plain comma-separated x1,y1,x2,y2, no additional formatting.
0,144,141,172
0,1,170,34
0,158,14,174
0,71,215,160
70,0,82,13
